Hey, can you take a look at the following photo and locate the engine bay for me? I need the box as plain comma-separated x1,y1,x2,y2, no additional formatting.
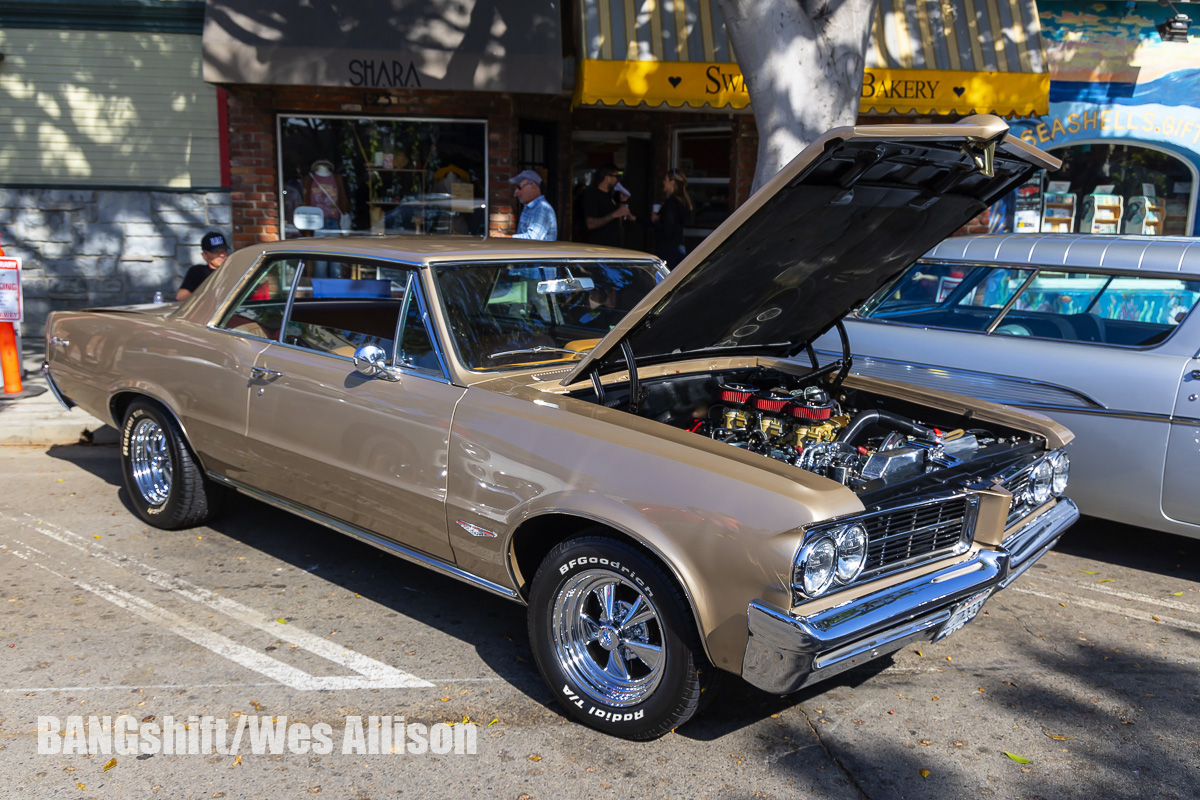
573,362,1039,495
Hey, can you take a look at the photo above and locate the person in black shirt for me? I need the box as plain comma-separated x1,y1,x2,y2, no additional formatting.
582,164,634,247
177,231,230,301
652,169,693,269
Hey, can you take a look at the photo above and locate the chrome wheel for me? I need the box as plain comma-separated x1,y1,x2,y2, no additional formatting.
551,569,665,707
129,417,172,505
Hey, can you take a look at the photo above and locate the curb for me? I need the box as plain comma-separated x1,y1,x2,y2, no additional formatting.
0,356,117,447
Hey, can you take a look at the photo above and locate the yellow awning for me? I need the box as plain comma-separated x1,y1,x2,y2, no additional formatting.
574,0,1049,116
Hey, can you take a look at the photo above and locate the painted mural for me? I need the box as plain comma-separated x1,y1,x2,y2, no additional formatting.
1039,0,1200,104
1005,2,1200,235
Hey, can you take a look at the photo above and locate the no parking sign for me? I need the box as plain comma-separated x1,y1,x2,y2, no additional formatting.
0,258,21,323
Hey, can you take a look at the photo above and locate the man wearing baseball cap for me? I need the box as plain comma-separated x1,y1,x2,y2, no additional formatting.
508,169,557,241
176,230,230,301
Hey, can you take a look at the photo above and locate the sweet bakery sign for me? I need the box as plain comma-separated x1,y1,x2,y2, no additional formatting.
576,61,1047,117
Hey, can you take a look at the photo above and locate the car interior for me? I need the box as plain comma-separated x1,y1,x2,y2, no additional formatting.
864,261,1198,348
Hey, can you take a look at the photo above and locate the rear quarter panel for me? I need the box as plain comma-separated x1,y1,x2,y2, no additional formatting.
45,310,267,478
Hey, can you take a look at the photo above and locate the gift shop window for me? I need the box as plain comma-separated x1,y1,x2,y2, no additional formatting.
278,115,488,239
1001,143,1195,236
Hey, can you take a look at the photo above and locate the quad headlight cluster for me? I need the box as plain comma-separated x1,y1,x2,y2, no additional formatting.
1028,450,1070,507
793,523,869,599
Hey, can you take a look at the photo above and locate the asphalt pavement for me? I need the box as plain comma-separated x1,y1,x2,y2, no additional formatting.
1,444,1198,799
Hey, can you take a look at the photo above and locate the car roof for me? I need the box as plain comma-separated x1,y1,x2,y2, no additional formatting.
922,233,1200,275
242,236,660,265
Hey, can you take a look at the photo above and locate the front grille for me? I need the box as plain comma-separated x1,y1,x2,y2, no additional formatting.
1004,468,1035,526
861,496,972,574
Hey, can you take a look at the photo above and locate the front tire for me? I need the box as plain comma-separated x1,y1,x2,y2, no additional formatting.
120,399,223,529
527,534,715,739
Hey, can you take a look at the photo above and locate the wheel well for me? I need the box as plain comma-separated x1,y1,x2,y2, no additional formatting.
109,391,144,426
108,392,205,470
509,513,715,668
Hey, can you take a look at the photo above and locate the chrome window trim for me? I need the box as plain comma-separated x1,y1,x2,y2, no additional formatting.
983,268,1040,334
427,257,669,375
865,256,1200,350
400,268,453,381
209,473,520,601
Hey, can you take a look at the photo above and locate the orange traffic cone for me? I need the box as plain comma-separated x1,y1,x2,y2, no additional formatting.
0,235,21,394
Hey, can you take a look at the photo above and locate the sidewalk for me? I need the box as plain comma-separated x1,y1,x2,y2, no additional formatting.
0,341,117,446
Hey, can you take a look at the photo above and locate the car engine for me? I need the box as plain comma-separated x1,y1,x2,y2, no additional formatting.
688,374,1010,491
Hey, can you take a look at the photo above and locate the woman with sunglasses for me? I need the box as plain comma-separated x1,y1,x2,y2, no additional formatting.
652,169,693,269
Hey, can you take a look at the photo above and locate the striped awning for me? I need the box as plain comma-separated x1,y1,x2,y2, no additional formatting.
574,0,1049,116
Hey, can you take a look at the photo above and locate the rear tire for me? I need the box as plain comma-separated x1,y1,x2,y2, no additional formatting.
527,533,716,740
120,399,223,529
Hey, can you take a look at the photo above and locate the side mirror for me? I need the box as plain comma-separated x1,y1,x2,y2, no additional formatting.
352,344,400,382
294,205,325,232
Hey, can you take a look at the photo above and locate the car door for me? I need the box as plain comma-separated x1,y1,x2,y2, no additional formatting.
1161,342,1200,527
243,258,463,561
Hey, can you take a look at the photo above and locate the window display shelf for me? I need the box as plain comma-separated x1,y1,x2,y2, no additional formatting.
1082,194,1123,235
1123,196,1164,235
1163,199,1189,236
1040,193,1076,233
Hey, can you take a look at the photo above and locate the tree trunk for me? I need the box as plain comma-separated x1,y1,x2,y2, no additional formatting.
720,0,878,194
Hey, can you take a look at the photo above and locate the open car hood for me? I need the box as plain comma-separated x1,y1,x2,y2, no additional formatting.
562,115,1060,385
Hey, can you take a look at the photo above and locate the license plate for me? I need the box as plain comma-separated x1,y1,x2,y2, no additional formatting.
935,588,993,641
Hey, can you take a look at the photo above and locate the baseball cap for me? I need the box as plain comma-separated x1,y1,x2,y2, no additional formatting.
508,169,542,186
201,231,229,253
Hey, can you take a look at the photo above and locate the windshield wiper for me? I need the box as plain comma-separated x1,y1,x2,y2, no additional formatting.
488,345,588,360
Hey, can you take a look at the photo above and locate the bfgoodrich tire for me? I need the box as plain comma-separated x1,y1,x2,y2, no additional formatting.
120,399,223,530
527,534,716,740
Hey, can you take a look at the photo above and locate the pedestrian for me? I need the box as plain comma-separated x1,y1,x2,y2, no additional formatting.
652,169,693,269
508,169,557,240
176,231,230,302
582,164,634,247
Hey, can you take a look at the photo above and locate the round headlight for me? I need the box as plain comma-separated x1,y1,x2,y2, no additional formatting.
1049,451,1069,496
799,537,837,597
834,524,868,583
1028,459,1053,506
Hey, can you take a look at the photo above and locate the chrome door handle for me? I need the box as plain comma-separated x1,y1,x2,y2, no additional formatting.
250,366,283,380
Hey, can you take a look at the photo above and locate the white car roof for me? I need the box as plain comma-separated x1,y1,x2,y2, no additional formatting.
922,233,1200,275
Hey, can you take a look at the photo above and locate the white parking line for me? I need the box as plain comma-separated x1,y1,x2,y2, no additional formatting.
1010,586,1200,634
0,512,434,691
1032,574,1200,614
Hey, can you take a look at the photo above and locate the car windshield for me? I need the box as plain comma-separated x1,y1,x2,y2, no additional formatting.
862,259,1200,347
432,260,665,370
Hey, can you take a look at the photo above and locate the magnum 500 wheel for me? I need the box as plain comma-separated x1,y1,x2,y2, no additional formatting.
120,399,223,529
528,534,715,740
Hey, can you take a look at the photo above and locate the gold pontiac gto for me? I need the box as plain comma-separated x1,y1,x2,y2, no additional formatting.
43,116,1077,740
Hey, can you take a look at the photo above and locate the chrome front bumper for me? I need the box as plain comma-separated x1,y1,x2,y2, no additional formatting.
742,498,1079,695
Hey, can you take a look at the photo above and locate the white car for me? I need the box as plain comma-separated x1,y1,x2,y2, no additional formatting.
818,233,1200,538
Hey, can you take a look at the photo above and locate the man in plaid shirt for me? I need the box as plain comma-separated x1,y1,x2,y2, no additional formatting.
508,170,557,240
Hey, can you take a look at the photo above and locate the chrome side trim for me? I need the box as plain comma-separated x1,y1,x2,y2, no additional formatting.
826,350,1106,409
40,362,76,410
209,473,521,602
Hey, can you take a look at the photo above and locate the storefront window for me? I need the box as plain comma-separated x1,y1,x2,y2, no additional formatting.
673,128,731,250
278,115,488,239
997,143,1194,236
